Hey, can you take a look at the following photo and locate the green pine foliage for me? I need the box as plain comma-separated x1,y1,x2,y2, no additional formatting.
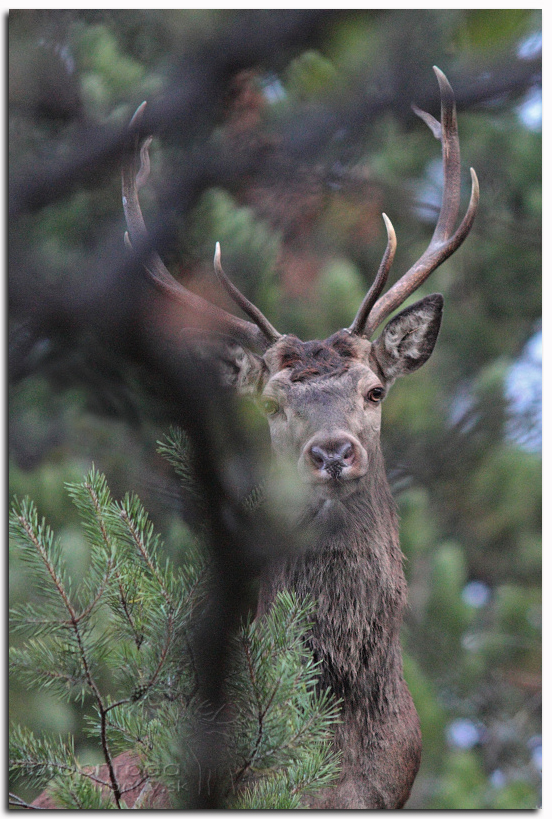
9,436,341,809
228,591,341,808
156,427,199,501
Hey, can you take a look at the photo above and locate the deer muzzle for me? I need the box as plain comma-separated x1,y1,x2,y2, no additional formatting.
301,432,368,484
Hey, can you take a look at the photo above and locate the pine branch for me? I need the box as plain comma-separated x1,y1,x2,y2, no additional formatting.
10,498,76,616
231,639,268,789
9,792,41,809
118,504,173,608
10,467,341,808
11,476,123,806
157,427,199,500
9,726,111,792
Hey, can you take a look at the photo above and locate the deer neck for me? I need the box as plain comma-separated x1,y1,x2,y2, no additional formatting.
259,449,408,717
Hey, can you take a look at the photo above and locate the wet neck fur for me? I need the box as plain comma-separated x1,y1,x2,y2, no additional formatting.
260,447,407,715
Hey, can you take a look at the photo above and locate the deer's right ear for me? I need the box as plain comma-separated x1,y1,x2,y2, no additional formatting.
218,341,266,394
370,293,443,384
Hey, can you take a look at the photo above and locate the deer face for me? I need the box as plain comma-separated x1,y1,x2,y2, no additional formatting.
260,335,378,495
233,295,443,498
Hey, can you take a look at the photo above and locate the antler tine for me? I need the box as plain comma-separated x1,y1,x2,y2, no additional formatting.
348,213,396,335
213,243,281,343
121,102,275,351
362,66,479,338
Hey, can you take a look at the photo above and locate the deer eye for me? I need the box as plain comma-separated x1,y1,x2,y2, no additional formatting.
261,397,280,416
366,387,384,404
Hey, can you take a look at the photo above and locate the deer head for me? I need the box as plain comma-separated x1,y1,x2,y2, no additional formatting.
122,67,478,502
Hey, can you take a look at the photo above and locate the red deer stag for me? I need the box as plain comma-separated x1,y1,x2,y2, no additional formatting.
33,67,478,809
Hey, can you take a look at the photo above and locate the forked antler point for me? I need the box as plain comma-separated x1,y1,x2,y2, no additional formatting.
358,68,478,338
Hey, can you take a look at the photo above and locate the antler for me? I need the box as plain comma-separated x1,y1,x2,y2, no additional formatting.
213,243,281,343
348,213,397,335
350,66,479,338
122,102,280,351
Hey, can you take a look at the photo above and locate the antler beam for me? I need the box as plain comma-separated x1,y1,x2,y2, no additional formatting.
352,67,479,339
122,102,278,351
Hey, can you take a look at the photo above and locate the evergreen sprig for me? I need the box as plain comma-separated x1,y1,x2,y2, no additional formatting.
157,426,198,499
228,591,341,807
9,433,341,808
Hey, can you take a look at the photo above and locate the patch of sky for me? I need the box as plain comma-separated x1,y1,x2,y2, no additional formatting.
448,329,541,453
515,30,542,131
446,718,481,750
412,158,442,224
517,31,542,61
528,736,542,771
490,769,507,789
505,330,542,452
448,383,478,434
516,87,542,132
461,632,481,652
261,74,286,104
462,580,491,608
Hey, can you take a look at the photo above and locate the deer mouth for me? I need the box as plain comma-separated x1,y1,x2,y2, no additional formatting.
312,464,356,485
309,474,364,505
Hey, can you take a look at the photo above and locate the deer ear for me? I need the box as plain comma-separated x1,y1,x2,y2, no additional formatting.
217,341,266,394
370,293,443,383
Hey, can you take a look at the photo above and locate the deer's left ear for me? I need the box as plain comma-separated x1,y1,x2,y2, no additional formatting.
370,293,443,383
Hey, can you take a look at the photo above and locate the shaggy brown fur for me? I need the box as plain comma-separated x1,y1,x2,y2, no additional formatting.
276,332,361,382
258,446,422,809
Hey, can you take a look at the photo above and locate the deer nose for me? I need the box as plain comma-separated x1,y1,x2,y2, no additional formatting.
303,433,367,482
310,441,355,470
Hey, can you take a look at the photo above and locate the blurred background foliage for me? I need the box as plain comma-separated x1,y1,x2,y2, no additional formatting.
9,9,541,809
